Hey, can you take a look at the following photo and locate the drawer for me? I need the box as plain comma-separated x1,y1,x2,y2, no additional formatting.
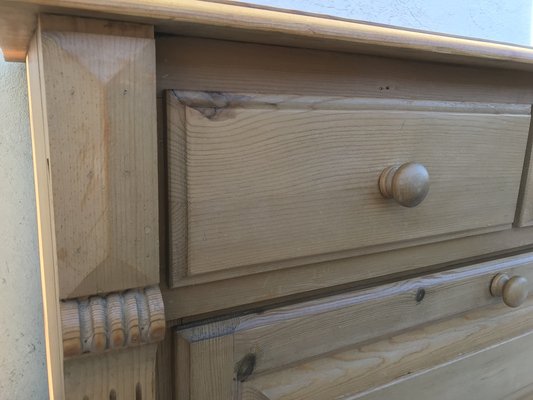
242,306,533,400
167,91,530,288
174,253,533,399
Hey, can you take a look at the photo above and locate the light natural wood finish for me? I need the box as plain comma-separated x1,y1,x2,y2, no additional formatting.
33,14,158,299
157,36,533,320
61,285,165,357
26,31,65,400
345,331,533,400
6,0,533,71
157,37,533,105
490,273,529,308
176,320,238,400
168,91,529,284
175,253,533,399
163,226,533,320
27,14,161,399
378,162,430,207
242,301,533,400
64,344,158,400
516,120,533,227
155,327,173,400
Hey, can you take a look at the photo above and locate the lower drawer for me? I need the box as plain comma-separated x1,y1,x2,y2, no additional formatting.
242,305,533,400
174,252,533,399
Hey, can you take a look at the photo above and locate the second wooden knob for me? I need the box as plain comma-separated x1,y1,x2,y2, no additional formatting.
490,273,529,308
379,162,430,207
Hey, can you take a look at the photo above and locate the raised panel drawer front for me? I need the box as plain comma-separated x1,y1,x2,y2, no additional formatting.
167,91,531,286
175,253,533,399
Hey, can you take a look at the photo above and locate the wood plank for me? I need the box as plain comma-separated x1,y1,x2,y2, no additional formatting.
35,14,158,299
242,299,533,400
175,320,238,400
157,36,533,105
26,30,65,400
348,330,533,400
163,226,533,320
231,253,533,376
175,255,533,399
6,0,533,71
168,91,530,281
155,327,173,400
64,344,158,400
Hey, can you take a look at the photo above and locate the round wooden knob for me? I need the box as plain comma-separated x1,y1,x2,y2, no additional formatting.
378,162,430,207
490,273,529,308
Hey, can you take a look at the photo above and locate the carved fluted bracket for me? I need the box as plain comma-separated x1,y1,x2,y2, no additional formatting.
61,285,165,358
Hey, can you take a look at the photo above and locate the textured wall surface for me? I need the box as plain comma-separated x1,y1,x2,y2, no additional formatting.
0,55,48,398
0,1,531,399
237,0,533,46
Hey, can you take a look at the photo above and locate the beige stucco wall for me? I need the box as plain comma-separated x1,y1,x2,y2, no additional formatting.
0,1,531,398
0,54,48,398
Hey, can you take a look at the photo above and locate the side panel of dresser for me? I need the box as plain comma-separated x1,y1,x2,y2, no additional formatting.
27,14,163,399
174,253,533,399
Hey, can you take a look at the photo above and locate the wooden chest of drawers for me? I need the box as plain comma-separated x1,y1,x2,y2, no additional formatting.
6,1,533,399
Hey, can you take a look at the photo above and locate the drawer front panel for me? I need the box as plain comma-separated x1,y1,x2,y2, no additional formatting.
175,253,533,399
243,306,533,400
168,91,530,285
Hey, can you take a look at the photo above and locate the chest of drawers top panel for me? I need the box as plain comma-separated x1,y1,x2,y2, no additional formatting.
168,92,530,284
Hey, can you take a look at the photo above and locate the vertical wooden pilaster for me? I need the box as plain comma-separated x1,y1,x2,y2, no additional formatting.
27,14,160,399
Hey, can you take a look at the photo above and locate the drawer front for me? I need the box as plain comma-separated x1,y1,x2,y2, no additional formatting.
243,307,533,400
167,92,530,286
174,253,533,399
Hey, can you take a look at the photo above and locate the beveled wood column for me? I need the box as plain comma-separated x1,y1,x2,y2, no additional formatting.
26,14,163,399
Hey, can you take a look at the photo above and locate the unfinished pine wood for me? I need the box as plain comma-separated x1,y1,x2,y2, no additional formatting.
232,253,533,376
26,31,65,400
6,0,533,71
242,301,533,400
61,285,165,357
344,331,533,400
163,226,533,320
176,320,239,400
157,37,533,105
64,343,158,400
175,253,533,399
168,91,530,284
34,14,158,299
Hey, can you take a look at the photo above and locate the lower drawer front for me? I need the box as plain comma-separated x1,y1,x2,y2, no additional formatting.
175,253,533,399
243,305,533,400
354,331,533,400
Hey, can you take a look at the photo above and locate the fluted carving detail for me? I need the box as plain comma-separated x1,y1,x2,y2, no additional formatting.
61,285,165,357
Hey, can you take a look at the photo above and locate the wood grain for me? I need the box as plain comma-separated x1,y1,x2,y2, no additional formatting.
6,0,533,71
168,91,530,282
349,331,533,400
232,253,533,376
175,320,238,400
61,285,165,357
36,14,159,299
242,300,533,400
163,226,533,320
175,253,533,399
26,30,65,400
64,344,158,400
157,37,533,105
